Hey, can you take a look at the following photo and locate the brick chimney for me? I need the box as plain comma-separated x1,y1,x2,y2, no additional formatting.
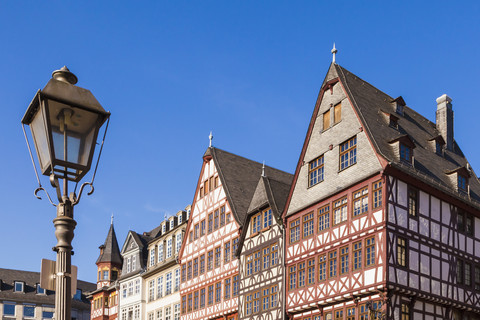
436,94,454,151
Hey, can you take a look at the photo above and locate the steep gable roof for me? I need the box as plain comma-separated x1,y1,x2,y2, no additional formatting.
96,223,122,266
206,147,292,226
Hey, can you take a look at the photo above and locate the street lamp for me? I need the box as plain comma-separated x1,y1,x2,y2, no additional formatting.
21,66,110,320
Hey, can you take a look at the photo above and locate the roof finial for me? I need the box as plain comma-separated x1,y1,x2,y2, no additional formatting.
331,43,338,64
262,161,266,177
111,213,114,225
209,131,213,147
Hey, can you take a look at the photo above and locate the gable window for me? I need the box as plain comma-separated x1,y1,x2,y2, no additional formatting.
302,212,314,238
353,186,368,216
194,224,199,240
340,136,357,170
220,206,226,227
309,155,324,187
263,208,272,229
458,174,468,193
333,196,348,225
132,256,136,271
397,237,407,267
373,180,382,209
408,187,418,217
400,143,412,163
252,213,261,234
333,103,341,124
14,281,24,293
318,204,330,232
214,209,220,230
290,218,300,243
200,220,206,236
323,110,330,130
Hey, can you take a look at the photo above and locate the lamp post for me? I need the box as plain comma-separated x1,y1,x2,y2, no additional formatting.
21,67,110,320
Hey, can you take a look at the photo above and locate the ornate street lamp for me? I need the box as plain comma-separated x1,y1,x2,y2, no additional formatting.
21,66,110,320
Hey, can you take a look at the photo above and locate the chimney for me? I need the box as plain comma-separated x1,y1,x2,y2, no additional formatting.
436,94,454,151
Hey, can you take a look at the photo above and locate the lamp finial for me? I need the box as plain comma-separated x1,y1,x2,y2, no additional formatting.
262,161,266,177
209,131,213,147
331,43,338,64
52,66,78,85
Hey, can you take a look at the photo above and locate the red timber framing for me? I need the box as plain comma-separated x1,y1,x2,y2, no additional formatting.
285,173,387,314
178,151,240,320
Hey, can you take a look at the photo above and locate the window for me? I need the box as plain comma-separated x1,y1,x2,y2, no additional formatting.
24,305,35,318
204,179,209,194
262,288,270,311
307,258,315,285
298,261,306,287
303,212,314,238
309,155,324,187
475,265,480,291
181,296,186,314
207,285,214,305
220,206,226,227
466,214,474,236
194,224,199,240
347,307,355,320
263,208,273,229
128,281,133,296
214,209,220,230
200,254,205,274
189,231,193,243
200,220,206,236
359,304,368,320
36,284,45,294
194,291,199,310
166,238,172,259
156,277,163,298
14,281,24,292
132,255,136,271
254,251,261,273
373,180,382,209
400,143,412,163
246,253,253,276
200,288,206,308
176,233,182,254
318,254,326,281
340,136,357,170
340,246,349,274
215,282,222,303
193,258,198,278
187,293,193,312
289,265,296,290
187,260,192,280
233,275,239,296
334,310,343,320
253,291,260,313
271,285,278,308
181,264,186,283
158,243,164,263
401,302,410,320
178,213,182,225
175,268,180,292
353,241,362,270
334,103,341,124
323,110,330,130
43,311,54,319
263,247,270,270
245,293,253,315
353,186,368,216
224,242,231,264
214,176,219,188
365,236,376,266
207,250,213,271
103,270,109,280
458,174,468,192
112,270,118,280
156,308,163,320
408,187,418,217
165,307,171,320
232,237,239,260
208,213,213,233
122,284,127,298
271,243,279,266
224,278,231,300
397,237,407,267
290,218,300,243
4,303,15,316
215,246,221,268
318,204,330,232
465,263,472,286
226,212,231,224
328,251,337,278
252,213,261,234
127,257,131,273
333,196,348,225
148,280,155,301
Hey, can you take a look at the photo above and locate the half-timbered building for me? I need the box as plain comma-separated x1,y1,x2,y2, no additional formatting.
283,59,480,319
236,168,293,320
179,147,291,320
143,208,189,320
88,221,123,320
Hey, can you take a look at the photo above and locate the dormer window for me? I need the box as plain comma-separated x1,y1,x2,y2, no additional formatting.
458,174,468,192
14,281,24,293
36,284,45,295
73,289,82,300
389,114,399,129
178,213,183,225
400,143,412,163
446,167,470,194
162,224,166,234
392,96,406,116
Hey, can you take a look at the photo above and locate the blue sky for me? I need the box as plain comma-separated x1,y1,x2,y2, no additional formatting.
1,2,479,282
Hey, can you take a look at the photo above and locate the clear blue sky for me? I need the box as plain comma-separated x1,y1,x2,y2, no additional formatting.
1,2,479,282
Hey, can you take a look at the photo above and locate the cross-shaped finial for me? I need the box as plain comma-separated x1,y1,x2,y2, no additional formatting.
209,131,213,147
262,161,266,177
331,43,338,63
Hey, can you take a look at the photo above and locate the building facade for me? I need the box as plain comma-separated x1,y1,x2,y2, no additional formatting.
143,209,188,320
283,61,480,319
0,268,94,320
88,221,123,320
236,171,292,320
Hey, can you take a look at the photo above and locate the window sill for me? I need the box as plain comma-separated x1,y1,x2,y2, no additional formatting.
338,162,357,173
307,180,324,189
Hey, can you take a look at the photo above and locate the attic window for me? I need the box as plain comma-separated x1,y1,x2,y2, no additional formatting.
392,96,406,116
14,281,24,293
36,284,45,295
178,214,182,225
458,174,468,193
389,115,398,129
400,143,412,163
435,141,443,155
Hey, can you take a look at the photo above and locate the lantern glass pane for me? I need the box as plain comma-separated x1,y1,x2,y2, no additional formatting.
47,99,100,169
30,103,51,171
